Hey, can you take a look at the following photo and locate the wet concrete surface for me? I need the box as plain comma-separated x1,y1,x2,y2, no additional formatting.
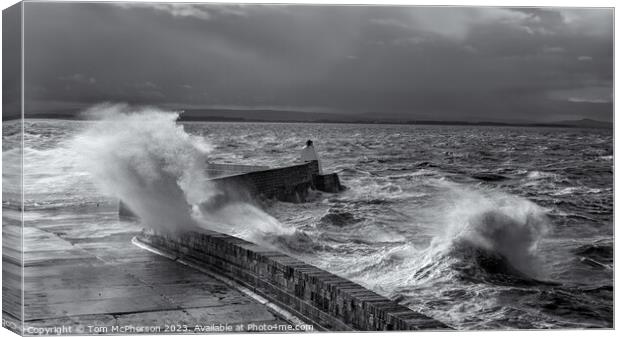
3,203,292,334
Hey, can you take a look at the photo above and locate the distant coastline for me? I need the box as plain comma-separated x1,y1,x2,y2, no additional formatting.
178,116,613,129
11,113,613,129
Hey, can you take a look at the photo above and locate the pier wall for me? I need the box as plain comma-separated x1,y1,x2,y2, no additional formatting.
206,163,269,178
211,161,321,203
313,173,343,193
120,161,342,218
136,229,450,331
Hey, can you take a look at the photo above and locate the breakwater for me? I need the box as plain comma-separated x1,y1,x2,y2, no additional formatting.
209,161,343,202
120,161,342,218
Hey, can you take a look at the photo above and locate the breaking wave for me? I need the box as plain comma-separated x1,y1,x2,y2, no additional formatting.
268,183,552,293
72,103,293,238
73,103,212,232
435,187,551,281
366,186,551,287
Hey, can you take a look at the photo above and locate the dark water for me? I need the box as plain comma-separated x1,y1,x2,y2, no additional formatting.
3,118,613,329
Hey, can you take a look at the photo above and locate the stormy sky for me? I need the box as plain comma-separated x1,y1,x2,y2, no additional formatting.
19,2,613,122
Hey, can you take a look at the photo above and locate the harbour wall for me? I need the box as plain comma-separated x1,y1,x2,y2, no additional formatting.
120,161,342,218
135,228,450,331
212,161,320,203
205,163,270,178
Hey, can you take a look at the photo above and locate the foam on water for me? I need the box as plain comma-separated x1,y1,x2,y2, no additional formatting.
330,184,550,287
196,201,296,245
262,176,607,329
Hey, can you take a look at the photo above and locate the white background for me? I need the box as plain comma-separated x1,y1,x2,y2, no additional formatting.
0,1,616,337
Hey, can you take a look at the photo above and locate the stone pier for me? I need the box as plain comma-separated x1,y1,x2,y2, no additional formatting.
136,229,450,331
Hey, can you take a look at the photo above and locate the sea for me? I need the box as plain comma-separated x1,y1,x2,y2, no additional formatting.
2,106,613,329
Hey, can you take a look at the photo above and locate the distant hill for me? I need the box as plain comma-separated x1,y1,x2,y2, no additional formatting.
179,112,613,129
11,108,612,129
553,119,612,129
178,109,343,122
174,110,615,129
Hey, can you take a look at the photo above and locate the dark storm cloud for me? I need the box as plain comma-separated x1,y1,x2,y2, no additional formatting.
23,2,613,122
3,2,22,120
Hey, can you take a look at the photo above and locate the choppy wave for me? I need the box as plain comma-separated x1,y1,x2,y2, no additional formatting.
573,239,613,270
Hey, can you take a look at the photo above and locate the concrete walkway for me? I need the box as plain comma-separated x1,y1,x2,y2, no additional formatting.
3,203,293,334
